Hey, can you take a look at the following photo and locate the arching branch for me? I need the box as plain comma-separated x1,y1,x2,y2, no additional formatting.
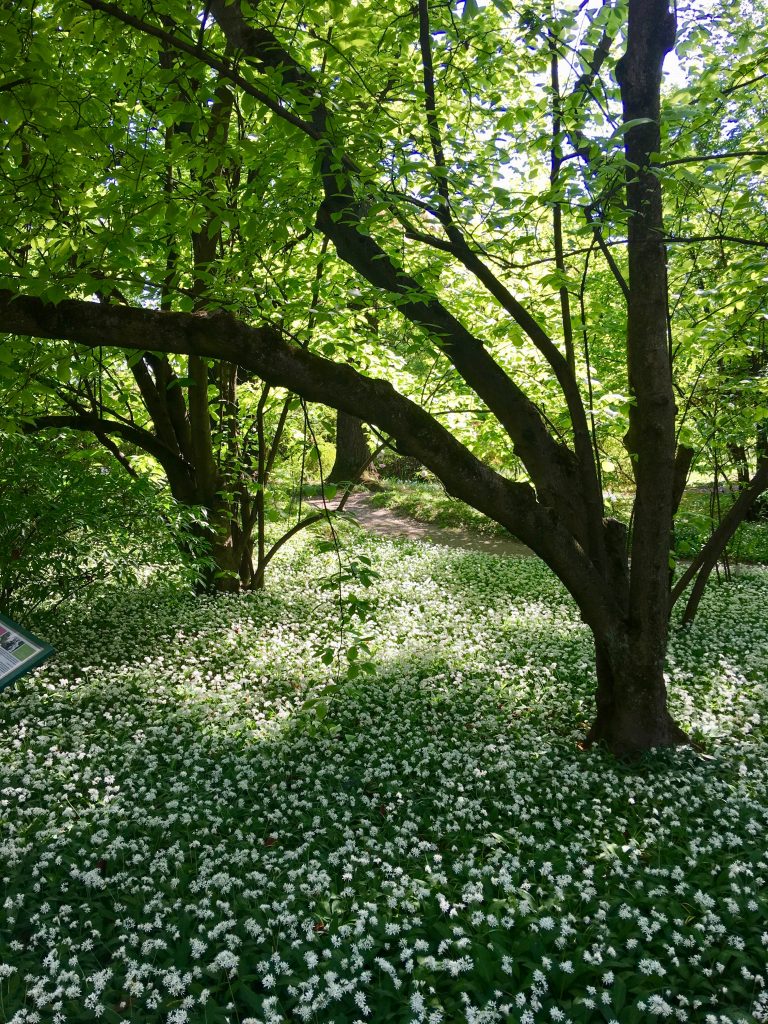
22,412,195,486
0,289,617,638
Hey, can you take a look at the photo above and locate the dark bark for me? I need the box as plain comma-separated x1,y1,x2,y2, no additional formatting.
22,410,246,589
328,411,377,485
591,0,686,752
23,412,198,498
586,637,689,755
672,444,695,516
729,444,751,490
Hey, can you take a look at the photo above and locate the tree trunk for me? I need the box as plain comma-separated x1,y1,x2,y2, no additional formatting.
209,536,243,592
328,410,377,485
586,0,687,753
164,469,250,593
586,632,688,755
202,510,253,593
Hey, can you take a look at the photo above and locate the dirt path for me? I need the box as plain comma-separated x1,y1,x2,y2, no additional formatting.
312,492,534,558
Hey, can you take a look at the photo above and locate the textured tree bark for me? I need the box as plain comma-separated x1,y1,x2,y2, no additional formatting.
328,411,377,485
587,635,688,754
593,0,687,753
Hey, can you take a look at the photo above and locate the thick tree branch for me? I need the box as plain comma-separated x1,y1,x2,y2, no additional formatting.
672,444,695,517
143,353,193,458
0,77,32,94
314,193,593,533
130,356,184,455
0,289,617,636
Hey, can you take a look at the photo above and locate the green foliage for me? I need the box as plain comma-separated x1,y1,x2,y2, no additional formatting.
304,540,381,734
673,491,768,563
0,434,208,617
1,0,766,516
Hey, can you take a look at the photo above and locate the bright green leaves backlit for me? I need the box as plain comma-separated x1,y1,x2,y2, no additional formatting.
1,0,767,493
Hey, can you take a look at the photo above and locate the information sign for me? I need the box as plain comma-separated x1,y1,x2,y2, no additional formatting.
0,613,54,692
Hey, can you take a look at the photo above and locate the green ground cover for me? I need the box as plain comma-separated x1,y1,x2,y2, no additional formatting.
369,482,768,563
1,532,768,1023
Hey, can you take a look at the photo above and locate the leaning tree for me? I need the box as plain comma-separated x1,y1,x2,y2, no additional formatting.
1,0,767,753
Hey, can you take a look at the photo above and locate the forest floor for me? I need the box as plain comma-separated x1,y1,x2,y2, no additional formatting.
3,529,768,1022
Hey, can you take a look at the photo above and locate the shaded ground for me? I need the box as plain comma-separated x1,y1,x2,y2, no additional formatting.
312,492,534,557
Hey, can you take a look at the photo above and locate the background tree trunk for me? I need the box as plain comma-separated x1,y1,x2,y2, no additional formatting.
328,410,378,485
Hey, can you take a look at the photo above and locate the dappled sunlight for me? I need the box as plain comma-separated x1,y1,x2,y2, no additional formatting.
3,537,768,1022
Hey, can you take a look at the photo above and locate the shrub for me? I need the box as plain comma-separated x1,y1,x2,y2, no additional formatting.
0,434,208,618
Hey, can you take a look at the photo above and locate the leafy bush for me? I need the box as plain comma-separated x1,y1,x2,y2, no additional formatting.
0,434,209,617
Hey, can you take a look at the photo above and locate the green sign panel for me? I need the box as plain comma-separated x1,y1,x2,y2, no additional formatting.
0,613,54,692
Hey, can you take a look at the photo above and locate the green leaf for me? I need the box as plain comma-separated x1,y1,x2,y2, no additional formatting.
610,118,654,139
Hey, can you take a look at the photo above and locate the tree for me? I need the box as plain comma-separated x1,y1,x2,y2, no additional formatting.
1,0,767,753
17,352,305,591
328,411,378,486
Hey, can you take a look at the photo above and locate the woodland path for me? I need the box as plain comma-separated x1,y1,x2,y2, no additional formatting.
311,492,534,558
